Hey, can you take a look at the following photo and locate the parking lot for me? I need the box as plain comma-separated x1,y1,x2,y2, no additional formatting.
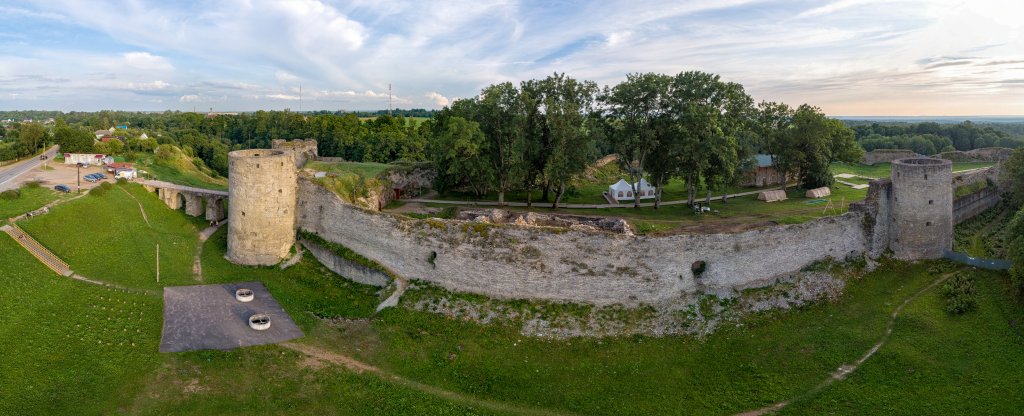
9,161,113,192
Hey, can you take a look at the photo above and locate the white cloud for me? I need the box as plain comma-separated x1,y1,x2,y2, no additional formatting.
425,91,449,107
122,52,174,71
2,0,1023,114
265,94,300,100
125,80,171,91
275,70,299,83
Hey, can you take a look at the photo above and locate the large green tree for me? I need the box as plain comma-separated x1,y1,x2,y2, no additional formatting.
602,73,672,208
427,116,493,197
530,73,599,208
1001,148,1024,208
667,71,754,205
476,83,527,205
53,126,96,154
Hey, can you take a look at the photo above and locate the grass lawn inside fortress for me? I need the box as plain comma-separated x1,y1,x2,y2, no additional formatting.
159,282,303,353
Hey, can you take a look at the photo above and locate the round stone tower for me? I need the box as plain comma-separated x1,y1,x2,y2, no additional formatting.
226,149,298,265
890,158,953,259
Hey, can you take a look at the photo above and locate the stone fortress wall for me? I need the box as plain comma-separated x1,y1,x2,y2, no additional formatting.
227,140,998,307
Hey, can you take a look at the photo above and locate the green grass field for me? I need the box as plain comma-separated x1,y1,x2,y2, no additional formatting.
137,157,228,191
306,160,394,178
19,183,199,290
832,161,994,178
2,184,1023,415
0,183,67,219
429,184,868,233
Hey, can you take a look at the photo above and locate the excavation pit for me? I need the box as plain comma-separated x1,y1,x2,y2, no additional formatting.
159,282,302,353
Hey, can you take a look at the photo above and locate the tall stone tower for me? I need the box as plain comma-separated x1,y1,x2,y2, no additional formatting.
226,149,298,265
889,158,953,259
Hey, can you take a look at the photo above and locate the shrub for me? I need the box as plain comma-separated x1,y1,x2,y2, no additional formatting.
22,181,41,189
940,272,978,315
116,178,128,186
0,189,20,200
88,182,112,196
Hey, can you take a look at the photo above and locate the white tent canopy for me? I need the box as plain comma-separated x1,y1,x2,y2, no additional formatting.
608,178,656,203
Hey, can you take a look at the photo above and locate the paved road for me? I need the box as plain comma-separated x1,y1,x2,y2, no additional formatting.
0,145,60,191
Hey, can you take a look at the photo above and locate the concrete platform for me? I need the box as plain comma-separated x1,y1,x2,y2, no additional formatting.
159,282,303,353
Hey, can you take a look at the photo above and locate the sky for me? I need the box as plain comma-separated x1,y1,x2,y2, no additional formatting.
0,0,1022,115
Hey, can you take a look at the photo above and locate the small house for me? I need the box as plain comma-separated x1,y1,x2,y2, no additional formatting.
64,153,111,166
742,154,790,187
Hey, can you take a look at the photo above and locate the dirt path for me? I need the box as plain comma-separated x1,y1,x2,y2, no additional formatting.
118,186,151,227
281,342,574,416
191,224,222,282
735,273,953,416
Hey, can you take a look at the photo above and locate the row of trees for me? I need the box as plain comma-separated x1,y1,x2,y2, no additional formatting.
0,123,47,161
427,71,861,208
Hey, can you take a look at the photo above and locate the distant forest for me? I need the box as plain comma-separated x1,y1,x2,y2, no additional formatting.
840,120,1023,155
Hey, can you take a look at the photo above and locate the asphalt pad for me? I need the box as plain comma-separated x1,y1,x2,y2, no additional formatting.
160,282,303,353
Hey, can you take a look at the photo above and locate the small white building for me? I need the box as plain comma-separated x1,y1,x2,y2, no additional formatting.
608,178,657,203
114,168,137,179
63,153,111,166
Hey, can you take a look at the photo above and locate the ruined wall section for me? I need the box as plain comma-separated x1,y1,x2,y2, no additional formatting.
227,149,298,265
937,147,1013,163
954,188,1002,224
862,149,922,165
889,158,953,259
296,178,869,307
849,179,893,257
272,139,318,168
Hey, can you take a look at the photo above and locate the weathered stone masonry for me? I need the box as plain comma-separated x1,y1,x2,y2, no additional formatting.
226,149,298,266
225,143,994,306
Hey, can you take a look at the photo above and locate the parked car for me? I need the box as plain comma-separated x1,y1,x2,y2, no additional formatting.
83,175,97,183
54,185,71,193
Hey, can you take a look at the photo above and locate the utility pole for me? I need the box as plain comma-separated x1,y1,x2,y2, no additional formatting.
156,244,160,283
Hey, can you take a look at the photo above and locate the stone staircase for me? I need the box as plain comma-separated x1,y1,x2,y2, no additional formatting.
1,223,73,276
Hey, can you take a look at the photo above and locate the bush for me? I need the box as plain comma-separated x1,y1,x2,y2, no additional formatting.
116,178,128,186
88,183,112,197
22,181,41,189
940,272,978,315
0,189,20,200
